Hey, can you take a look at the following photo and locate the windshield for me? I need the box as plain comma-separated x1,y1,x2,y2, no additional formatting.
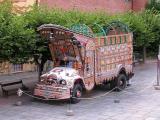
52,39,77,68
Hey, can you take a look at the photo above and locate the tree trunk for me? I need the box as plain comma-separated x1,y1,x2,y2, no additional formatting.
38,57,47,81
38,63,44,81
143,46,147,63
34,55,47,81
37,63,41,81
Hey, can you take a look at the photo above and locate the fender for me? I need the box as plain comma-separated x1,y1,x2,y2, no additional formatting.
73,77,95,91
74,78,85,89
116,64,126,76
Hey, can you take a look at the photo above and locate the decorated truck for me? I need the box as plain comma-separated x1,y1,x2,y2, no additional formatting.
34,22,134,103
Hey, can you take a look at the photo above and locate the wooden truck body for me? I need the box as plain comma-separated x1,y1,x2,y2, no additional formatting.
34,22,134,102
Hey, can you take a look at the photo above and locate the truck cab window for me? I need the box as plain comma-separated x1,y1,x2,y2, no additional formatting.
52,39,78,68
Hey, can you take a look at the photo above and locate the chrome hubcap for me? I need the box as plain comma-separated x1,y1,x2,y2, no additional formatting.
120,80,123,86
76,90,81,97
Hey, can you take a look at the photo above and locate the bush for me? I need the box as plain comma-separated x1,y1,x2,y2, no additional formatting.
0,1,160,64
147,0,160,11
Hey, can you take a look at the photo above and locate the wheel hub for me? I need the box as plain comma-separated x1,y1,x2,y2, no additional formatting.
76,90,81,98
120,80,123,86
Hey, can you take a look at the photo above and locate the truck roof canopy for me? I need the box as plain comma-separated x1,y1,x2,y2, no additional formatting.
104,21,131,35
38,24,94,46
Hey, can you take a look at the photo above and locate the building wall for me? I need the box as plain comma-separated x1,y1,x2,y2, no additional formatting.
39,0,148,13
0,0,36,13
12,0,36,13
39,0,132,13
0,62,10,75
0,62,37,75
132,0,148,11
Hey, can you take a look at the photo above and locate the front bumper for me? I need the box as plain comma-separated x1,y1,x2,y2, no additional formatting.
34,84,71,100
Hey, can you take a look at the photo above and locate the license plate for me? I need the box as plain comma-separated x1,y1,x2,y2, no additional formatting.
43,91,53,98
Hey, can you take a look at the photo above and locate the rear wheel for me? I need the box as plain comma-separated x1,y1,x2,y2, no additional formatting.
110,74,127,91
71,84,82,104
116,74,127,91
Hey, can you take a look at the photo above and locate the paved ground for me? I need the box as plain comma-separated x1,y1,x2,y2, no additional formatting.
0,61,160,120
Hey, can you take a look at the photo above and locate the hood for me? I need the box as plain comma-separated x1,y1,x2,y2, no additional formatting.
41,67,79,80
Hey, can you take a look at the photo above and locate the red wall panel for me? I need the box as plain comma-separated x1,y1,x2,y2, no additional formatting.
39,0,147,13
132,0,147,11
39,0,132,13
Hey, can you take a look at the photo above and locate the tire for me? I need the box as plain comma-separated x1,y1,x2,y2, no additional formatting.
110,74,127,91
71,84,82,104
116,74,127,91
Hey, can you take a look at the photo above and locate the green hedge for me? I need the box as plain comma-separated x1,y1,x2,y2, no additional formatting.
0,1,160,63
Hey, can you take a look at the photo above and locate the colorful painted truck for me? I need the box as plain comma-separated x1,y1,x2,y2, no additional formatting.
34,22,134,103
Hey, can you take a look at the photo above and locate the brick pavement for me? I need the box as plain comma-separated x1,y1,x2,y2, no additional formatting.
0,62,160,120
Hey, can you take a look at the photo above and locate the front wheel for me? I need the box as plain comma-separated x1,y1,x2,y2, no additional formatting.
71,84,82,104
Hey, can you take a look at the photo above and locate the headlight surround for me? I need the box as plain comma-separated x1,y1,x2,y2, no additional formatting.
59,79,67,85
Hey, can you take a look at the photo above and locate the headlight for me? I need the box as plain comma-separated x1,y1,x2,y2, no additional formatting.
40,79,44,82
60,79,67,85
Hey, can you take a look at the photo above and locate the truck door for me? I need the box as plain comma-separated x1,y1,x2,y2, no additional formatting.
84,50,95,91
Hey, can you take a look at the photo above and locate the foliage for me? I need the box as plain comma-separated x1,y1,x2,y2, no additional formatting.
0,1,160,70
0,0,13,62
6,15,35,63
147,0,160,11
23,7,160,63
0,1,36,63
112,10,157,48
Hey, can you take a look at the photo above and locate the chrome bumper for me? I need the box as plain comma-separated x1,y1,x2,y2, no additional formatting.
34,84,71,100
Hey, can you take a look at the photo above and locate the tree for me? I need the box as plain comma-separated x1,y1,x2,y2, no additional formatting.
1,2,159,79
23,7,110,78
0,0,13,62
6,15,35,63
147,0,160,11
116,11,158,62
0,1,35,64
140,10,160,59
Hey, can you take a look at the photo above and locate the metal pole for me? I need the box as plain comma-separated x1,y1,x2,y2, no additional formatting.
159,45,160,55
155,45,160,90
157,45,160,86
157,57,160,86
131,0,134,11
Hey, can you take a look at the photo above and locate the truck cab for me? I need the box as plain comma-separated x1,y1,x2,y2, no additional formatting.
34,24,96,103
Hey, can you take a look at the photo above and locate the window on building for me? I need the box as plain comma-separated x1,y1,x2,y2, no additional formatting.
12,0,27,2
11,64,23,72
